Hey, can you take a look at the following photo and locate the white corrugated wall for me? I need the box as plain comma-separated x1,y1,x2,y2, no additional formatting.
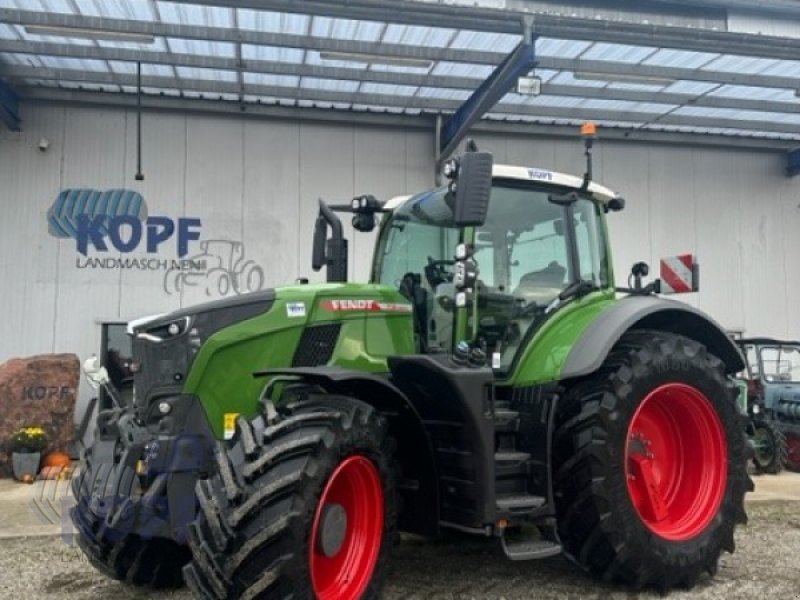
1,103,798,425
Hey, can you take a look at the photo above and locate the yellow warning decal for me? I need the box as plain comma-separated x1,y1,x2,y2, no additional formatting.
224,412,240,440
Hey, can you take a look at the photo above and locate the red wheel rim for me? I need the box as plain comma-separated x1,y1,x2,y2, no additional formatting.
309,455,384,600
786,432,800,472
625,383,728,541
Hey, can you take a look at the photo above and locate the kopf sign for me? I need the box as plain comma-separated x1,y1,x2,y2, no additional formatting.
76,214,202,257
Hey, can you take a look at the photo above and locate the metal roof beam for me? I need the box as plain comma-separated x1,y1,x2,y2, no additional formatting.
5,45,800,116
166,0,800,61
8,5,800,67
19,86,798,151
440,37,537,158
7,66,799,135
4,34,800,93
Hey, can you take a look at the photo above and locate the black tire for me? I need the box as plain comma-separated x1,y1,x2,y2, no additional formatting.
70,447,191,588
183,395,396,599
553,330,752,591
751,418,787,474
782,423,800,472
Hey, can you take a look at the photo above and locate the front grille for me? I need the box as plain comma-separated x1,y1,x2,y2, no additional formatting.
292,324,341,367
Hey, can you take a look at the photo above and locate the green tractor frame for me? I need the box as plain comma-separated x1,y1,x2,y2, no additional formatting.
72,130,752,599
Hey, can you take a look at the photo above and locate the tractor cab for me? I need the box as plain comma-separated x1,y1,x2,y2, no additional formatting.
371,165,621,371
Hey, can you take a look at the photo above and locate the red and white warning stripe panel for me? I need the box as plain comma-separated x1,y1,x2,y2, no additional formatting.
320,299,413,313
660,254,698,294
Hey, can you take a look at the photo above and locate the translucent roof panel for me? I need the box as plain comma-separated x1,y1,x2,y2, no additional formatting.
605,81,667,92
0,24,19,39
237,9,309,35
166,38,236,58
701,54,780,74
311,16,384,42
242,45,304,64
663,80,719,95
643,48,719,69
536,37,592,59
96,38,168,52
581,43,659,63
550,71,607,88
0,0,72,13
417,87,471,101
360,82,418,96
578,98,676,114
157,2,234,28
432,62,494,79
450,30,518,52
108,61,174,78
709,85,796,102
38,55,109,72
2,52,43,67
174,66,238,82
244,72,300,89
73,0,154,20
301,77,361,93
369,63,431,75
382,24,456,47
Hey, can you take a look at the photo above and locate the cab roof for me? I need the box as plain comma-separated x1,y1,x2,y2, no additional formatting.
384,164,621,211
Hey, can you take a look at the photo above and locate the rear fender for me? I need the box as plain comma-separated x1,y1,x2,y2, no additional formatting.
256,367,439,536
562,295,745,380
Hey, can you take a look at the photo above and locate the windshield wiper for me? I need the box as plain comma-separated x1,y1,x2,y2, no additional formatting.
545,280,598,314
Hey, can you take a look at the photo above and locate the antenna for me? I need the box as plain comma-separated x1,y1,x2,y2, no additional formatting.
580,121,596,190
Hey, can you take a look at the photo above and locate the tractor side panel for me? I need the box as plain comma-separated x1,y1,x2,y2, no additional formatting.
184,283,414,438
507,291,616,387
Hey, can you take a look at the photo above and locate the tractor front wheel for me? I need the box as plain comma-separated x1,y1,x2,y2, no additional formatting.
553,330,751,591
183,395,396,599
751,418,787,474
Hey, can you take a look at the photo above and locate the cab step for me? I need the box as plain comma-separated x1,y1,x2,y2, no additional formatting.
501,533,562,561
494,408,520,434
496,494,546,513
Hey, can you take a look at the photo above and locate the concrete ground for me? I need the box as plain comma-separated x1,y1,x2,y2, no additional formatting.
0,472,798,599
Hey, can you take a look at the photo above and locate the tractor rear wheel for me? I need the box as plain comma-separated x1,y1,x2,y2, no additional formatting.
183,395,396,599
553,330,751,591
751,418,787,474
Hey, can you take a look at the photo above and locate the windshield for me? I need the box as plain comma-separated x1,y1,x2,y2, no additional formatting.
759,345,800,383
373,182,609,366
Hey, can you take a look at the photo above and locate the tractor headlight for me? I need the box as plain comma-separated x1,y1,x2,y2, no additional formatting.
752,404,760,415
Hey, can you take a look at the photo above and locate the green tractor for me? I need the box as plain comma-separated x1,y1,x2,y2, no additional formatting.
72,133,751,598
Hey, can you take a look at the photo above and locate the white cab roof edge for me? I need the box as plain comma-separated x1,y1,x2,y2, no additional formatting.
492,164,619,203
383,165,620,211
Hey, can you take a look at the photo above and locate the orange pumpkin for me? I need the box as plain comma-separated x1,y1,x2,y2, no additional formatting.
42,451,72,469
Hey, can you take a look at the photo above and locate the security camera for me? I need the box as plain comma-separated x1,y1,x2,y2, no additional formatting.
38,137,50,152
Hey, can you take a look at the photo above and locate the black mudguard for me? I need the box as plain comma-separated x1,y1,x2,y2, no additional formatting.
562,295,744,380
256,366,441,536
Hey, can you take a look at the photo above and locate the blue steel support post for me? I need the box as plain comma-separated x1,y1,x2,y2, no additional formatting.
0,78,20,131
438,19,537,162
788,148,800,177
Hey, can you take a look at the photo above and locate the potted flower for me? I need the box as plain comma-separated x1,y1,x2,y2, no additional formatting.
10,426,49,481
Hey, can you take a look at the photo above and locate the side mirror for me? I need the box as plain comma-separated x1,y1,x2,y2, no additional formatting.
311,215,326,271
83,356,110,389
450,151,493,227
